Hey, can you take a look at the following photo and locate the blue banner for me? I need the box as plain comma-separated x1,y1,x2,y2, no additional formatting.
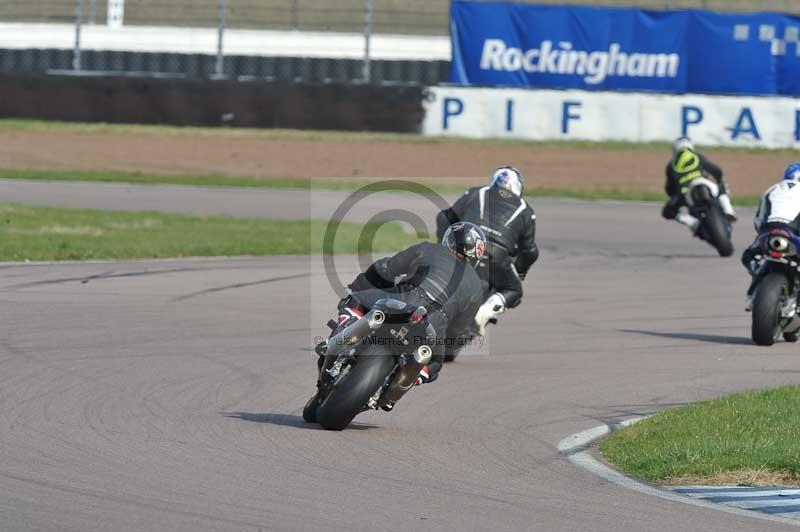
450,1,800,96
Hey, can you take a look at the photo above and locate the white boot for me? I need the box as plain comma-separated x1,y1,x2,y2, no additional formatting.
718,193,737,221
676,212,700,234
474,293,506,336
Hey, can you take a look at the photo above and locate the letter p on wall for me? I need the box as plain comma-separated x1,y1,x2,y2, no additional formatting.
442,97,464,130
422,86,800,148
681,105,703,136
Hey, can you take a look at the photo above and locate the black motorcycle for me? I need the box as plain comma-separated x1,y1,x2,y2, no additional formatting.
684,177,734,257
750,226,800,346
304,298,435,430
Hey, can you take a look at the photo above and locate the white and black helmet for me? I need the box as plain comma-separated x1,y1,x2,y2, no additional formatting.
441,222,486,268
672,136,695,154
490,166,524,196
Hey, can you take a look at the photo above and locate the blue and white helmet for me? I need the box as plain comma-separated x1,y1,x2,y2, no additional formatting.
490,166,524,196
784,162,800,182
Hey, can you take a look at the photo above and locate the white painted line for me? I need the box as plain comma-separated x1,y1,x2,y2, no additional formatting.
726,499,800,509
556,423,608,454
558,419,800,527
677,488,800,499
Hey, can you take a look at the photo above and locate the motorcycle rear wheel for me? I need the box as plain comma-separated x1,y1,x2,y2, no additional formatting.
752,272,788,346
316,347,395,430
704,207,734,257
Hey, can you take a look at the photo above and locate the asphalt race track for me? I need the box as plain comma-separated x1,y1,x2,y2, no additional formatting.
2,185,800,532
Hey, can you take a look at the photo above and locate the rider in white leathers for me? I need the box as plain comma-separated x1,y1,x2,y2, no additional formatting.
742,162,800,310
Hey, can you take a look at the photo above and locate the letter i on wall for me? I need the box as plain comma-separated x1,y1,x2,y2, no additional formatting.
506,99,514,132
796,110,800,142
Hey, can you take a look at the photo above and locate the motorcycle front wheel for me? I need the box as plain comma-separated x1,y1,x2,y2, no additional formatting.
316,346,395,430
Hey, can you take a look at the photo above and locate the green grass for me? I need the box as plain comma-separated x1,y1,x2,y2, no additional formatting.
600,387,800,484
0,167,764,206
0,203,426,261
1,118,681,149
4,119,800,156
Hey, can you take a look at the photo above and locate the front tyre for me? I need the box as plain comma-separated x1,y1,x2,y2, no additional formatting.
316,347,395,430
704,207,734,257
752,272,789,346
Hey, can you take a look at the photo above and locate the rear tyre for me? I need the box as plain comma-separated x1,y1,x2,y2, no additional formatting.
316,347,395,430
752,272,788,346
705,207,734,257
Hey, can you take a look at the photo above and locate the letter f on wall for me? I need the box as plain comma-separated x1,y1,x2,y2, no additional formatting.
562,101,582,134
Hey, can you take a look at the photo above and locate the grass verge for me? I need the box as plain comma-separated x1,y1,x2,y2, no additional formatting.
0,203,426,261
0,118,676,150
600,386,800,487
3,119,800,155
0,168,762,206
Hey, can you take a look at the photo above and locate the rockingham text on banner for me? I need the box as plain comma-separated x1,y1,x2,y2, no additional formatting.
450,1,800,96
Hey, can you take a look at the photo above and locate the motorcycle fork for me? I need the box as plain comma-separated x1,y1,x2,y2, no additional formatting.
781,281,800,320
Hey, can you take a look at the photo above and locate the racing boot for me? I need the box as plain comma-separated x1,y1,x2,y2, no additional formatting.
676,212,700,235
718,193,738,222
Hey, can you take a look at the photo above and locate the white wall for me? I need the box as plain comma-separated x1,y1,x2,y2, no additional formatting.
0,23,450,61
423,86,800,149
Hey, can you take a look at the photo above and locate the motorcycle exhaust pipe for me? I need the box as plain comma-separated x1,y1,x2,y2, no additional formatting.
413,344,432,365
378,345,434,407
326,309,385,356
368,310,385,329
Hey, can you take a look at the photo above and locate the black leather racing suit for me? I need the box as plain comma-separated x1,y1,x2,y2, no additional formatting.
435,186,538,309
345,241,484,381
663,150,728,220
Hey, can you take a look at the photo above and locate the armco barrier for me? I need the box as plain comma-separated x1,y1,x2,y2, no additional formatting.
0,74,425,131
423,86,800,149
0,48,450,85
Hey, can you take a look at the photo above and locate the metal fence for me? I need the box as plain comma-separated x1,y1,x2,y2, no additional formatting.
3,0,799,34
0,1,447,34
1,0,799,83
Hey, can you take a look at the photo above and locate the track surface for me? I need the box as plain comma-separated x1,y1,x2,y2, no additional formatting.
2,187,800,531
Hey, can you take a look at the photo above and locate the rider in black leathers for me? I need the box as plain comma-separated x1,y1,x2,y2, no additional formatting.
435,166,538,333
306,222,487,417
